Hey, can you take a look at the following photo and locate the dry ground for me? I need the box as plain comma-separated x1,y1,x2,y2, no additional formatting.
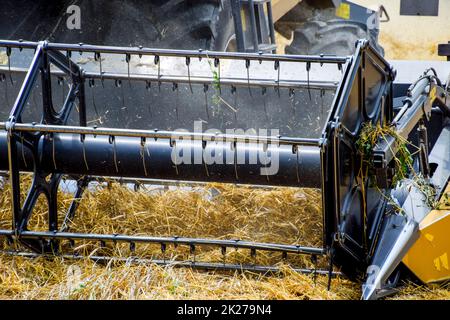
0,178,448,300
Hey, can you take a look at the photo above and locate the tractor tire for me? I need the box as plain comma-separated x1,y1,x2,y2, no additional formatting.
0,0,234,51
285,19,385,56
150,0,235,50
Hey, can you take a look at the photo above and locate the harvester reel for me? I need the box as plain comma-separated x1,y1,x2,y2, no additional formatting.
0,38,448,299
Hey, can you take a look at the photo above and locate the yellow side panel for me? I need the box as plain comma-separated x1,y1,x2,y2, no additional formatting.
336,3,351,20
403,185,450,283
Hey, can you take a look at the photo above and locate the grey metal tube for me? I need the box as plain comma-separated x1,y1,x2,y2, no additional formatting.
0,132,322,188
0,40,349,64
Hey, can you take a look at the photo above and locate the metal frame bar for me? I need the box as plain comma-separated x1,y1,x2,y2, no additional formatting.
1,66,340,91
0,40,348,64
0,229,324,255
0,122,321,147
3,41,87,252
2,250,341,277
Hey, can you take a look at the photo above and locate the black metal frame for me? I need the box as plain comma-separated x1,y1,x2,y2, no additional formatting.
231,0,276,53
3,41,87,252
0,39,394,279
320,40,396,277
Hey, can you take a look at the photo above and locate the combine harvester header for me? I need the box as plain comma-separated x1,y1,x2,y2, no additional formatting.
0,38,448,299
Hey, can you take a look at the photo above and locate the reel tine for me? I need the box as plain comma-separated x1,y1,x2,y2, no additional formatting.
245,59,252,96
6,47,13,85
202,139,210,177
170,138,179,176
293,145,300,184
80,134,89,171
221,246,226,265
306,61,312,101
140,137,148,177
126,53,131,87
231,85,237,124
274,60,280,98
109,135,119,174
94,52,104,87
172,82,179,120
50,132,57,170
186,57,193,94
0,73,9,107
154,55,161,91
232,140,239,181
89,78,100,120
18,133,28,171
130,242,136,253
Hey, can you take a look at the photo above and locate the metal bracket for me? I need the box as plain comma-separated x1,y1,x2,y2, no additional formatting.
231,0,276,53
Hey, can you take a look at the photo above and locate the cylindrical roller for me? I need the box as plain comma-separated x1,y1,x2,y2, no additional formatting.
0,132,321,188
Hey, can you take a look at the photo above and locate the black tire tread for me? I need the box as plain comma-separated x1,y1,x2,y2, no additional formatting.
286,19,384,56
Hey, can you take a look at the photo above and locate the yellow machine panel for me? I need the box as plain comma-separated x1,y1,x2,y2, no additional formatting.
403,184,450,283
